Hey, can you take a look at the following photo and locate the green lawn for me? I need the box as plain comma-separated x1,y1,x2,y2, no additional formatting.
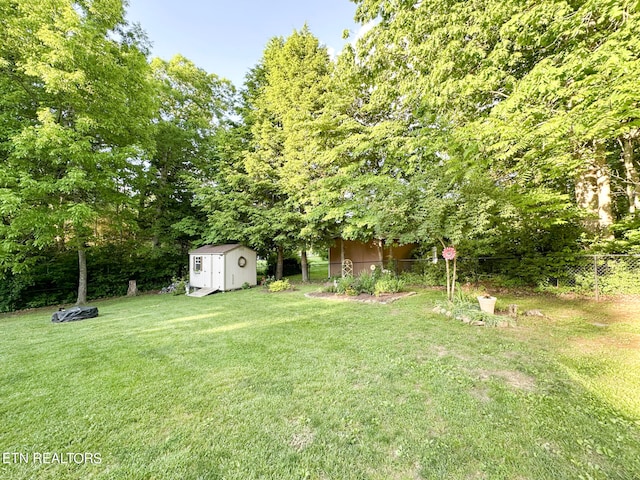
1,286,639,479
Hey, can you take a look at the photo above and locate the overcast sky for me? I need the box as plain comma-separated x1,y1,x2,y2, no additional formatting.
125,0,362,87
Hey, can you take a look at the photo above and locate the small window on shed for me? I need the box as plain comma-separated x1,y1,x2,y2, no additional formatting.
194,256,202,272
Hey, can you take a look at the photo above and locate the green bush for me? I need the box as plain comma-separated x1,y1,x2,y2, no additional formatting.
333,271,405,296
405,261,446,286
356,271,377,295
172,278,187,296
575,260,640,295
0,244,187,312
268,279,293,292
336,275,358,295
266,254,301,277
374,273,405,296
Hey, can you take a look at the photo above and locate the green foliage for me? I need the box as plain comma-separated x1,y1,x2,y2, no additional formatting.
435,299,510,327
374,273,405,296
333,270,405,296
138,55,234,252
335,275,358,296
353,271,378,295
194,27,333,277
268,279,293,292
401,260,447,286
574,259,640,295
266,253,301,277
347,0,640,252
0,245,185,312
171,277,187,296
0,0,155,303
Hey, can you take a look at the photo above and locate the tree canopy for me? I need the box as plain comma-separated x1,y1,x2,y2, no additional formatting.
2,0,640,309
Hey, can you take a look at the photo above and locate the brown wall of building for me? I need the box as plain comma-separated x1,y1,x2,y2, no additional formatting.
328,239,416,277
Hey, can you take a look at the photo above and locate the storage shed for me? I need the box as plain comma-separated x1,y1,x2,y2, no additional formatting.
328,239,416,277
188,244,257,296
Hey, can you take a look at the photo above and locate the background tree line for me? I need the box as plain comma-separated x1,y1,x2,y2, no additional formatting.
1,0,639,311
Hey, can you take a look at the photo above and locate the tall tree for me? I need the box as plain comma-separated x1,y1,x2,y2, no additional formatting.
139,55,234,254
350,0,640,251
196,27,333,280
0,0,154,304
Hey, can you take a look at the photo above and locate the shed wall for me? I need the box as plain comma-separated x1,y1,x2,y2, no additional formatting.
329,240,415,277
190,253,214,288
223,246,257,290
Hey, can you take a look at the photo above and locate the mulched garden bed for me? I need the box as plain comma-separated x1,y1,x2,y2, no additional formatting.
304,291,416,304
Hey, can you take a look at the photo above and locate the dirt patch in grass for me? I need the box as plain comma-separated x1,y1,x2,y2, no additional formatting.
305,291,416,304
477,369,537,392
289,428,315,452
470,385,492,403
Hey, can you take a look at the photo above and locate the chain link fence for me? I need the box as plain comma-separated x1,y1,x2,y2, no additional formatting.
314,255,640,299
399,255,640,299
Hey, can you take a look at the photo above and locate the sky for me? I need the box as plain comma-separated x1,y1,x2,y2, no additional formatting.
125,0,362,88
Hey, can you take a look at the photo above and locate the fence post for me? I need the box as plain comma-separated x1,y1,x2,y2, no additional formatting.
594,255,600,302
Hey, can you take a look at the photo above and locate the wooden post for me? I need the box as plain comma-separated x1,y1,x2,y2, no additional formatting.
594,255,600,302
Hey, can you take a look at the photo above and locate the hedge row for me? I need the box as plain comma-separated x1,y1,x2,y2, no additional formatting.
0,245,186,312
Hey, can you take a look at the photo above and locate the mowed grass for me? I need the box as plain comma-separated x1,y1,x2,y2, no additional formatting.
1,287,639,479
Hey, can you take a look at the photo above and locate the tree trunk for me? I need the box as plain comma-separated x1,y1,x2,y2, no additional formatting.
301,249,309,283
377,239,384,265
76,244,88,305
127,280,138,297
340,238,345,278
276,245,284,280
594,142,614,237
620,131,640,214
575,141,614,238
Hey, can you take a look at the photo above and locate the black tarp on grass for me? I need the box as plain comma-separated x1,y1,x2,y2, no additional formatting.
51,306,99,323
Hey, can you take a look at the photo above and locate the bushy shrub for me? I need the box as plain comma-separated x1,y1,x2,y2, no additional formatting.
0,244,187,312
260,275,276,286
355,271,377,295
405,261,446,286
333,271,405,296
268,279,293,292
574,259,640,295
335,275,358,295
374,274,405,296
172,278,187,296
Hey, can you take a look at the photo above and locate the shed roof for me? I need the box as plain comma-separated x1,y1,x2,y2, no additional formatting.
189,244,245,255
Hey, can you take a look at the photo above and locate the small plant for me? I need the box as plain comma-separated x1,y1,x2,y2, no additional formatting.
261,275,275,286
172,277,187,296
268,279,293,292
323,278,339,293
241,282,252,290
433,292,513,327
335,275,357,295
374,273,405,296
356,271,377,295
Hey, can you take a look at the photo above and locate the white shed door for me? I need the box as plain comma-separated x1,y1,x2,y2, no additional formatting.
212,254,224,291
199,255,211,288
